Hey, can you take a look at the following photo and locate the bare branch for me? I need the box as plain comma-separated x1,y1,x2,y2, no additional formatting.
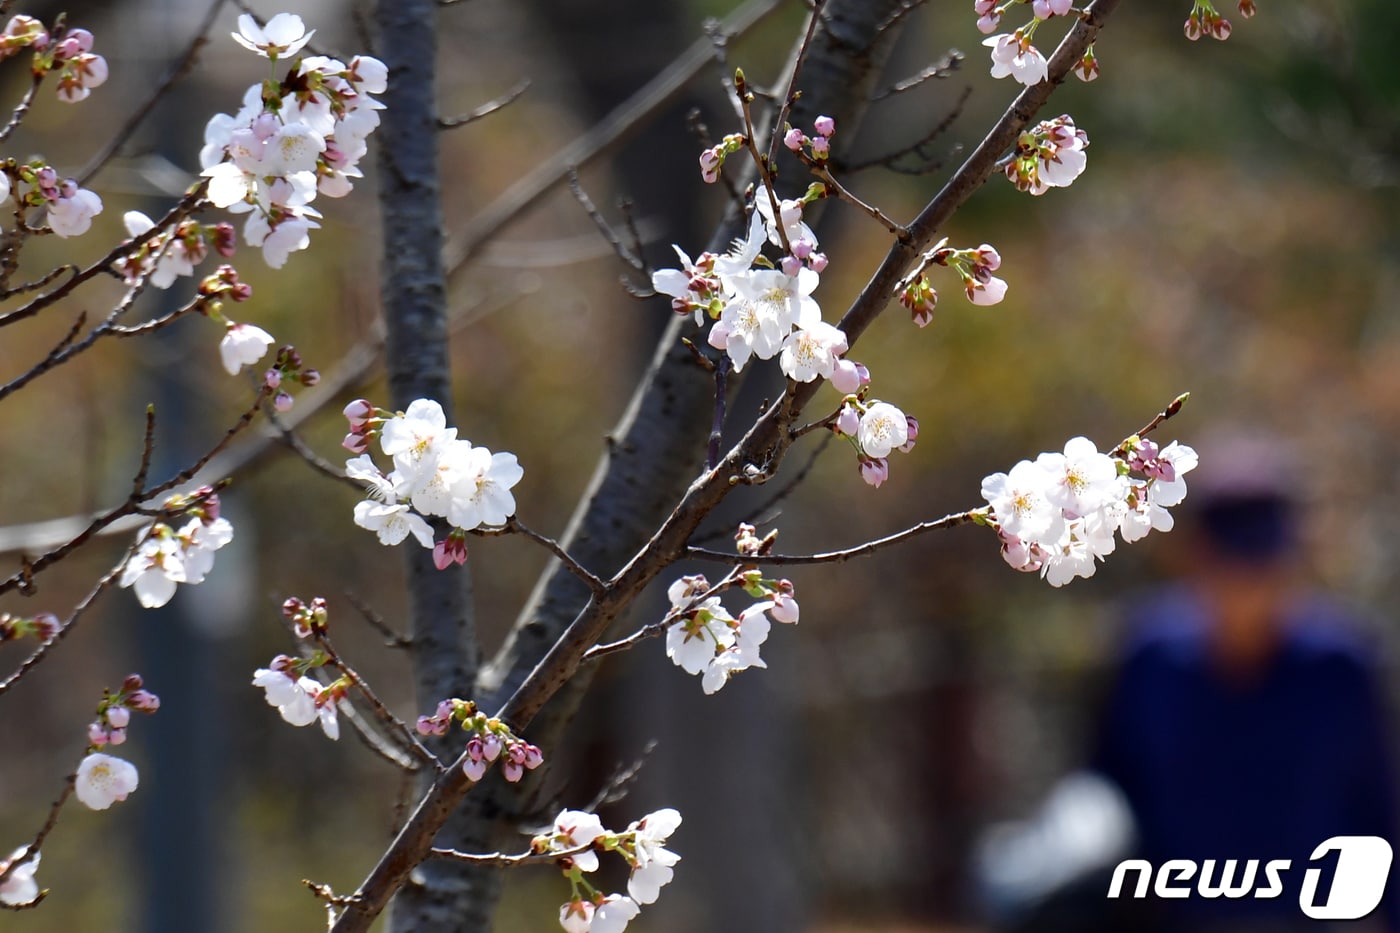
870,49,964,101
77,0,229,185
437,79,530,130
690,508,980,565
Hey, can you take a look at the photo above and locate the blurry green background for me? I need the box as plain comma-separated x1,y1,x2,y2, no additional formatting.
0,0,1396,930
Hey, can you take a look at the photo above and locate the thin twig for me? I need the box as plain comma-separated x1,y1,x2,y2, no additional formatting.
482,519,606,596
586,743,658,812
688,508,980,565
438,79,530,130
342,590,412,648
1112,392,1190,456
77,0,229,185
846,85,972,175
262,401,364,491
0,73,44,146
429,840,593,866
566,169,646,273
0,772,74,898
870,49,964,101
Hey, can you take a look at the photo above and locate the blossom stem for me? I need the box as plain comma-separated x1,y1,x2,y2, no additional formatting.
688,508,981,565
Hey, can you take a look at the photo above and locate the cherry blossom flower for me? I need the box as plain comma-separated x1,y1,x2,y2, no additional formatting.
591,895,640,933
231,13,314,60
75,752,139,810
251,667,339,739
0,847,39,906
779,320,847,383
547,810,607,872
46,184,102,238
1037,436,1120,516
353,500,435,548
625,808,682,904
984,33,1048,86
219,322,275,375
982,459,1065,544
446,448,524,530
858,402,910,459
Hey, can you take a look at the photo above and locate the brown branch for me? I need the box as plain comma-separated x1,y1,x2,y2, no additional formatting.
1112,391,1191,456
0,73,44,146
342,590,412,648
428,840,592,866
846,85,972,175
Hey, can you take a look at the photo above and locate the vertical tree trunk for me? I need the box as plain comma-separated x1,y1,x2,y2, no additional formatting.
373,1,487,930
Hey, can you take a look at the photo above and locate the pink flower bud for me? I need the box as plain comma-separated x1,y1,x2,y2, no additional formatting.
107,727,127,746
482,733,503,762
771,593,800,624
463,755,488,782
343,398,373,427
522,744,544,769
830,359,861,395
904,415,920,444
779,255,802,277
88,721,109,746
808,252,828,273
813,115,835,137
126,689,160,712
273,392,294,413
809,136,830,158
263,368,282,390
67,28,94,52
835,405,860,437
502,760,524,782
783,127,806,151
859,457,889,488
121,673,145,692
790,238,813,260
342,432,370,454
106,706,131,729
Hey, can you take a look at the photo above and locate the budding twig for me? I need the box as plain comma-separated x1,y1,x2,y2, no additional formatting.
688,509,981,565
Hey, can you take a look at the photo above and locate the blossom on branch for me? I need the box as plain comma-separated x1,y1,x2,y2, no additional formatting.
75,752,139,810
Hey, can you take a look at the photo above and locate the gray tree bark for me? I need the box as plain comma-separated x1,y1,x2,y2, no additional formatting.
373,1,487,931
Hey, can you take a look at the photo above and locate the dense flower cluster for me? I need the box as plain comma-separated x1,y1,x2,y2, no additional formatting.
534,807,682,933
200,14,385,267
1004,115,1089,195
0,16,108,102
343,398,523,561
982,435,1198,586
119,487,233,608
414,698,544,783
663,559,799,695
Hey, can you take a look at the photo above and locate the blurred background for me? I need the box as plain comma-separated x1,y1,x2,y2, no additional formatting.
0,0,1397,930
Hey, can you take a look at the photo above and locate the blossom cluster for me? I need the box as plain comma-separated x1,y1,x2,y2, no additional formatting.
343,398,524,564
119,487,233,609
981,435,1198,586
898,242,1009,327
1004,115,1089,196
663,547,799,695
782,113,836,162
117,211,236,290
0,161,105,238
199,14,385,268
0,16,108,103
1185,0,1252,40
414,698,543,783
832,399,918,488
87,673,161,749
251,654,343,740
534,807,682,933
654,187,850,383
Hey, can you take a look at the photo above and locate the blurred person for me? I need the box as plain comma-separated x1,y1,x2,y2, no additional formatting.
983,433,1400,933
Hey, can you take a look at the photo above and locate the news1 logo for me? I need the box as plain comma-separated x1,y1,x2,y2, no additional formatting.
1107,836,1394,920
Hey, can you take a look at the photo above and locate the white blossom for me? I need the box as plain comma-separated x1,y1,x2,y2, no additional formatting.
231,12,314,59
219,322,275,375
0,848,39,906
75,753,139,810
858,402,910,459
